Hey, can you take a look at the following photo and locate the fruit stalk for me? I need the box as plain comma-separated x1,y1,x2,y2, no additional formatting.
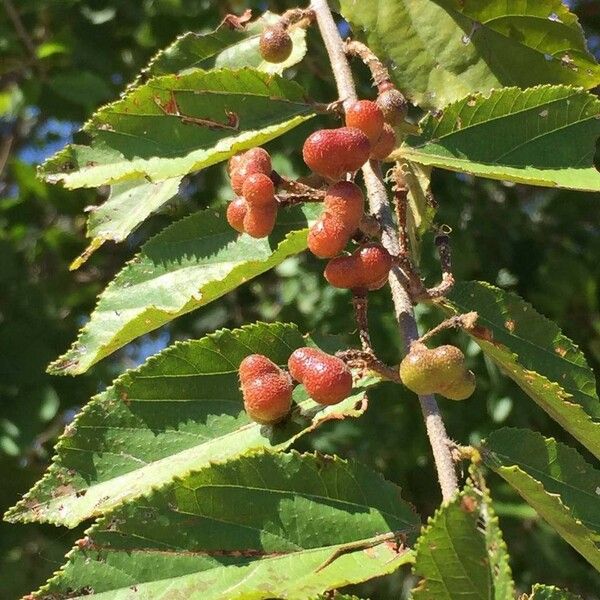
311,0,459,500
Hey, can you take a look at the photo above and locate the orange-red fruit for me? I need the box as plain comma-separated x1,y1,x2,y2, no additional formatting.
226,198,248,233
288,347,352,405
242,172,275,207
302,127,371,181
230,148,272,194
370,124,397,161
259,25,293,63
324,181,364,230
324,243,392,291
345,100,384,144
307,215,350,258
228,153,246,176
243,201,277,238
376,88,408,126
239,354,293,424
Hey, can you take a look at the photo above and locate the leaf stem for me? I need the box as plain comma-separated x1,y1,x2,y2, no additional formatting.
311,0,458,501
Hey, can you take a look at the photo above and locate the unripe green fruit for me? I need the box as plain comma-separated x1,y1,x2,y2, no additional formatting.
288,347,352,405
399,344,475,400
345,100,385,144
376,87,407,126
324,243,392,291
239,354,293,424
226,197,248,233
370,124,396,161
302,127,371,181
242,172,275,207
259,25,293,63
243,201,277,238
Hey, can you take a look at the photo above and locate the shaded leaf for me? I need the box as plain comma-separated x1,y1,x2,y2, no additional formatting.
6,323,370,528
400,86,600,191
49,204,320,375
482,428,600,570
529,583,583,600
40,68,315,188
138,11,308,84
70,177,182,270
32,451,417,599
411,487,492,599
338,0,600,109
440,281,600,458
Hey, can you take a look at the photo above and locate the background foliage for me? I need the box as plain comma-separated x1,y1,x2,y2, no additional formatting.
1,1,599,598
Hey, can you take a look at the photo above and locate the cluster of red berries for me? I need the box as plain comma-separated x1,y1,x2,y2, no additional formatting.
239,348,353,424
226,148,278,238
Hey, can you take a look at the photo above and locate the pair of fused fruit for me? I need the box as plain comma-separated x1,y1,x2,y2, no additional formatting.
324,242,392,291
308,181,364,258
239,348,353,424
302,98,399,181
399,343,476,401
227,148,278,238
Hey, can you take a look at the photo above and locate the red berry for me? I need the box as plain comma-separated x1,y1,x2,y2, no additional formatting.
259,25,293,63
345,100,384,144
226,198,248,233
302,127,371,181
307,215,351,259
243,201,277,238
228,153,246,176
230,148,272,195
324,181,364,231
239,354,293,424
288,347,352,405
324,243,392,291
370,124,396,161
376,88,407,126
242,172,275,207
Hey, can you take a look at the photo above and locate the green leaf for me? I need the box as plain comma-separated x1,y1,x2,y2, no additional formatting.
40,68,315,188
6,323,371,528
399,86,600,191
440,281,600,459
481,428,600,571
70,177,182,270
49,204,320,375
529,583,583,600
338,0,600,109
411,487,493,599
32,451,418,599
138,12,308,84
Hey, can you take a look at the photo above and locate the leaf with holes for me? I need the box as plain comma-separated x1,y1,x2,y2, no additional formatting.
399,86,600,191
31,451,418,599
49,203,320,376
481,428,600,571
40,68,315,189
529,584,583,600
6,323,372,528
440,281,600,459
338,0,600,109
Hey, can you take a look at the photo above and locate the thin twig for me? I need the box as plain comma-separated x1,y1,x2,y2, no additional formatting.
424,229,455,299
338,349,401,383
344,39,393,92
3,0,38,61
311,0,458,501
352,292,372,351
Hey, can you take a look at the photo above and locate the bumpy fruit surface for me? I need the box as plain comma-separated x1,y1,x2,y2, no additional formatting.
239,354,293,424
307,181,365,259
230,148,272,195
399,344,475,401
376,87,407,126
302,127,371,180
345,100,384,144
288,347,352,405
226,198,248,233
259,25,293,63
243,201,277,238
242,172,275,207
370,124,396,161
324,243,392,291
